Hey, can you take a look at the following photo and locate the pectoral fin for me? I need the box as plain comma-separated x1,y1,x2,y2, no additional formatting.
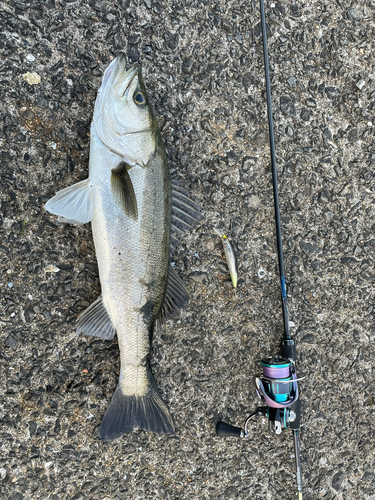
45,178,93,224
111,163,138,220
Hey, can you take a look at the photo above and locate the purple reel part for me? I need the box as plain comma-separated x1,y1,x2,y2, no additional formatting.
255,356,298,409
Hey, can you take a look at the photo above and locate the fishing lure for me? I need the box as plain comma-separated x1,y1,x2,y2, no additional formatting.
215,229,238,288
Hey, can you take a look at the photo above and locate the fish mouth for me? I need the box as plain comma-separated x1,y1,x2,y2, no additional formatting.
119,65,139,98
106,54,139,98
100,54,140,97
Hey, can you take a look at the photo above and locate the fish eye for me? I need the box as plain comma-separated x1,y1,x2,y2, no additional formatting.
134,91,146,106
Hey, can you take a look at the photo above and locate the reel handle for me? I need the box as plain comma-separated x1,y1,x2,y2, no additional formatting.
216,421,244,437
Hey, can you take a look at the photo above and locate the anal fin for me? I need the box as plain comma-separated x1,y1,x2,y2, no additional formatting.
76,295,116,340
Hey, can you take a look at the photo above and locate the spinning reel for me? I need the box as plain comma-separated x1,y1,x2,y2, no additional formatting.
217,355,300,438
216,350,302,499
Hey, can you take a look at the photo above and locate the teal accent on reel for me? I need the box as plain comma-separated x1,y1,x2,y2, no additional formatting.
261,360,291,369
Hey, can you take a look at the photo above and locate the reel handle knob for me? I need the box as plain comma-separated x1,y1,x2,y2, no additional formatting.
216,421,244,438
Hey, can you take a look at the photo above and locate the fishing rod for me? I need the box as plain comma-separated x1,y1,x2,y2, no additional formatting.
216,1,303,498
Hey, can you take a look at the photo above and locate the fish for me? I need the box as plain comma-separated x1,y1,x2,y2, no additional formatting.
215,230,238,288
45,54,202,441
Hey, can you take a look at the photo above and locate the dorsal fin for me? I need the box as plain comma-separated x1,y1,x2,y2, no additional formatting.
156,266,189,327
170,180,202,253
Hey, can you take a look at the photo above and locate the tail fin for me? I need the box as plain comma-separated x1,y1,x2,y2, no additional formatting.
99,378,174,441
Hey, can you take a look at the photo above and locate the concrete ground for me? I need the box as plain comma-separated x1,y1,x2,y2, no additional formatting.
1,0,374,499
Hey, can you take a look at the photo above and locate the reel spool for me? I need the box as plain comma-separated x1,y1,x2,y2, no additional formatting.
255,356,299,434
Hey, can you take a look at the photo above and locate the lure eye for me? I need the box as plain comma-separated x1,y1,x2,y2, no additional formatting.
134,91,146,106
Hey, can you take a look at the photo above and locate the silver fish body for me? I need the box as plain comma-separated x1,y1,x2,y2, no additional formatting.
45,55,202,440
90,133,170,390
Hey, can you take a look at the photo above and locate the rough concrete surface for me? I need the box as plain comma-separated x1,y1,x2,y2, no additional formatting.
1,0,375,499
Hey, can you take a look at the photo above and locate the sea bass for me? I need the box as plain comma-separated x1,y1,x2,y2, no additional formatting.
45,54,201,441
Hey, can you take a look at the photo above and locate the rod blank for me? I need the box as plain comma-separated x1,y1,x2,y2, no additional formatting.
259,0,290,341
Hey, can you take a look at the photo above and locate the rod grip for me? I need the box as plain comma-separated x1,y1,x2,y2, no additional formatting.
216,421,244,437
281,338,297,362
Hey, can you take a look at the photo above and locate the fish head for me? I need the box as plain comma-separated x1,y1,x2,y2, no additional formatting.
92,54,158,167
